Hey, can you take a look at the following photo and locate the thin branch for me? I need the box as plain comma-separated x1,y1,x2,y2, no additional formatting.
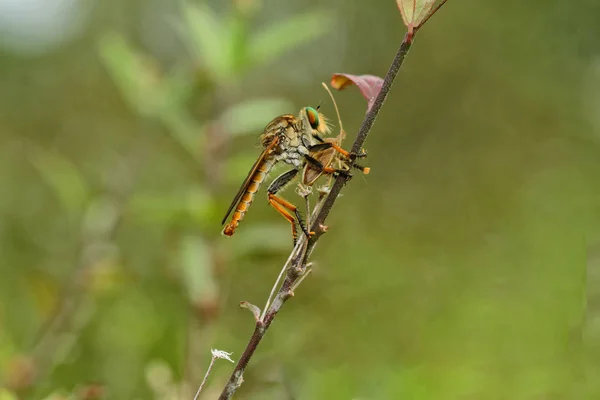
261,260,288,321
308,0,450,246
193,357,217,400
307,32,414,248
194,349,235,400
218,209,313,399
290,263,313,293
260,221,310,321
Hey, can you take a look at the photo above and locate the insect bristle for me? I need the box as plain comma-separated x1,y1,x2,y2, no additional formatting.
316,112,332,135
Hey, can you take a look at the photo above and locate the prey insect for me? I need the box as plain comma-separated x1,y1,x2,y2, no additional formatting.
301,84,369,189
221,87,368,244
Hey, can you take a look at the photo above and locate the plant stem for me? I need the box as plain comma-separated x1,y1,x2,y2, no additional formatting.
194,349,234,400
217,32,414,400
193,355,218,400
308,33,413,246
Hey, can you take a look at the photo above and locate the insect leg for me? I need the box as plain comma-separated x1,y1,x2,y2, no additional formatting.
266,169,310,243
267,169,298,194
305,154,352,178
268,195,300,244
352,163,370,174
311,134,326,143
308,142,334,153
309,141,368,159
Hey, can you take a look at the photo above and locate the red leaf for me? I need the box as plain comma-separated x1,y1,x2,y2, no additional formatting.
330,73,384,112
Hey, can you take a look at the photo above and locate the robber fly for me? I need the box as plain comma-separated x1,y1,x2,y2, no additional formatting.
222,106,327,242
221,104,362,243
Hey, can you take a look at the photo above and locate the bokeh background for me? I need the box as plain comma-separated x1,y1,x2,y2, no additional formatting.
1,0,599,398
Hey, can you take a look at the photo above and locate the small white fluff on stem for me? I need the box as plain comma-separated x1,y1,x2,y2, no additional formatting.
193,349,234,400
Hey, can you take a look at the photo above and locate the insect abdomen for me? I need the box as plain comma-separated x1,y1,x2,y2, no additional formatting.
222,158,275,236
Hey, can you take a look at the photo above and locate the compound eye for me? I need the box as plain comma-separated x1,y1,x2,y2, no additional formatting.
305,107,320,130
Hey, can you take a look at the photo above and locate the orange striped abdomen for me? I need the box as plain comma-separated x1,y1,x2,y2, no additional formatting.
222,158,275,236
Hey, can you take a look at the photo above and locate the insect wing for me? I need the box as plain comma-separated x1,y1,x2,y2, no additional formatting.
303,147,337,186
221,137,279,225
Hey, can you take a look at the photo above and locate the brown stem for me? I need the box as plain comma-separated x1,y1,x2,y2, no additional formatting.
307,32,414,247
218,283,295,399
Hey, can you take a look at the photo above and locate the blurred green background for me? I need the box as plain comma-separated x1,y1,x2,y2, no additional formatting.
1,0,599,398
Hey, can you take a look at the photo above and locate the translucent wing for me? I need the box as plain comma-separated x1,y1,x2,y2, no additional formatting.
303,147,337,186
221,137,280,225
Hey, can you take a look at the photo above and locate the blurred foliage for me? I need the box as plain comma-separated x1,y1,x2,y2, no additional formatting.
94,0,333,314
0,0,599,399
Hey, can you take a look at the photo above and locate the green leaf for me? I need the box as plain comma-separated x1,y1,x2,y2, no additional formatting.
145,360,175,395
397,0,436,28
226,12,249,76
99,32,201,156
249,11,332,68
158,109,204,160
29,149,89,216
163,65,196,109
98,32,163,116
128,187,205,224
0,325,17,365
220,98,294,137
230,223,292,257
128,193,186,224
0,389,18,400
178,2,231,82
303,367,358,399
179,235,217,305
82,197,121,238
128,186,214,226
186,185,215,224
160,67,202,154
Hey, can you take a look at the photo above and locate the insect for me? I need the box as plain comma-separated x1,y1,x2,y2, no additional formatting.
221,106,330,243
221,87,368,244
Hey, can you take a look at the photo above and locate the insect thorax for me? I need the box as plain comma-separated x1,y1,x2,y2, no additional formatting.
261,110,323,169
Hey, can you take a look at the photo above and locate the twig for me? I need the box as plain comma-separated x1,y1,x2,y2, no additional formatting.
290,263,313,293
193,349,235,400
260,250,294,321
307,32,413,248
193,357,216,400
218,207,314,400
